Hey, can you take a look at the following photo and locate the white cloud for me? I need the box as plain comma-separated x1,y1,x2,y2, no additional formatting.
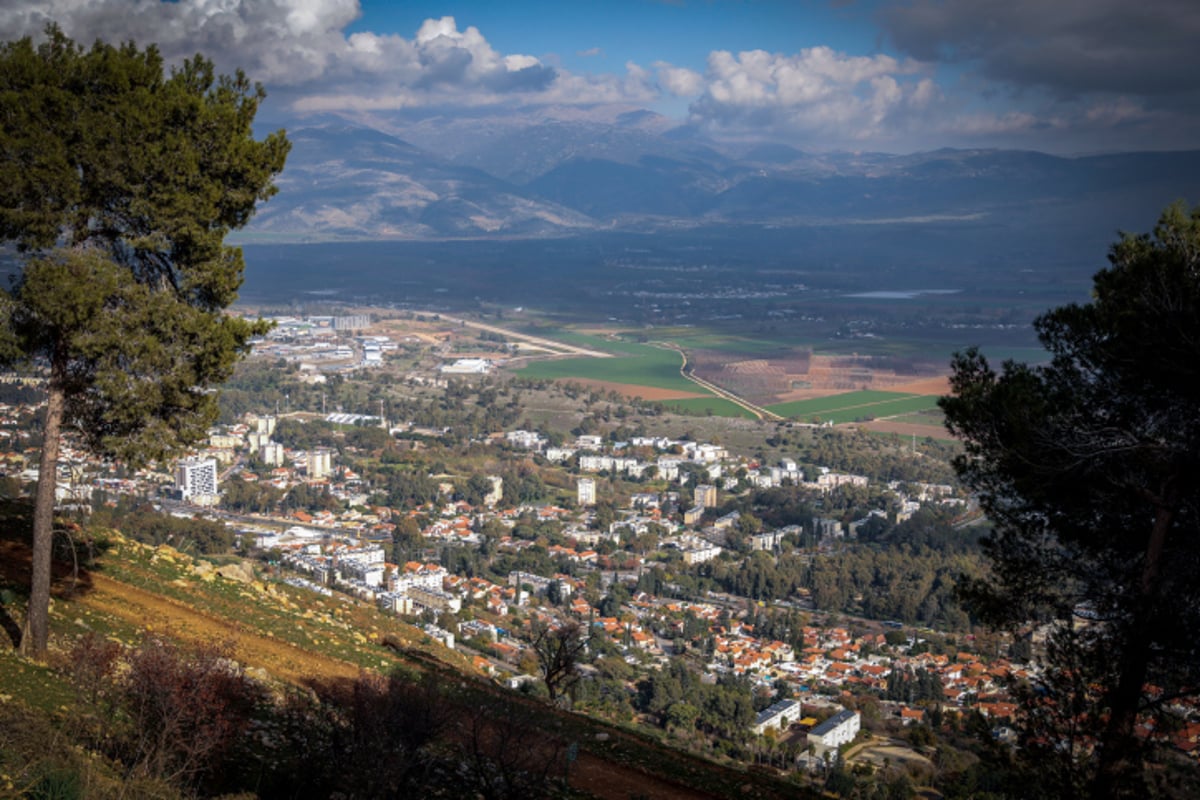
681,47,933,144
0,3,563,109
5,1,1187,151
654,62,703,97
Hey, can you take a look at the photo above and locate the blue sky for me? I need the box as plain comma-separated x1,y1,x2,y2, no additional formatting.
350,1,875,75
3,0,1199,154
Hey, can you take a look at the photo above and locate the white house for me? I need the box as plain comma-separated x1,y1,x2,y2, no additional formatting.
807,709,861,760
753,699,803,735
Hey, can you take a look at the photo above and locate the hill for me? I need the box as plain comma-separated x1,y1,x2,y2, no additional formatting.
0,500,817,799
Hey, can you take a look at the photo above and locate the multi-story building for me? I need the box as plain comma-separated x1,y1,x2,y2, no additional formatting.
694,483,717,508
175,458,218,502
259,441,285,466
309,449,333,479
807,709,861,760
577,477,596,506
753,699,802,735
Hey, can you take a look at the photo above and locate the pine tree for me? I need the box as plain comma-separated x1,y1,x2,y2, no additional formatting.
942,203,1200,798
0,27,289,657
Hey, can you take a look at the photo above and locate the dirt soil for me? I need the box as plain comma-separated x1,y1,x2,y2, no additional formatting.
854,420,952,440
886,376,951,395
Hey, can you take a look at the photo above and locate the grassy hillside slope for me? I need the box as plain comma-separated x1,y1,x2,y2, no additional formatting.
0,500,817,800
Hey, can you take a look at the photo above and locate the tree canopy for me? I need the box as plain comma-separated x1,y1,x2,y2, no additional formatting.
941,202,1200,798
0,27,289,657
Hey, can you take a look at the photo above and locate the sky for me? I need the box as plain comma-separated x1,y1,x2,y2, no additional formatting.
2,0,1199,154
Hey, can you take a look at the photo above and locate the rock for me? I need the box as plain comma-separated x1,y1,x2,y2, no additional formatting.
246,667,271,683
217,564,251,583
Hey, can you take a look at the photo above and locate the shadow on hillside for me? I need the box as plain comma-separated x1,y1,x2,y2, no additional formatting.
0,498,101,649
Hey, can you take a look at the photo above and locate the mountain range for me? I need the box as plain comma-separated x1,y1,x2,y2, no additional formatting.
244,109,1200,242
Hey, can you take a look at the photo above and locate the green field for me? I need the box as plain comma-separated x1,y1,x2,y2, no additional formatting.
648,330,788,355
885,408,947,426
517,338,705,395
767,391,940,423
654,397,757,419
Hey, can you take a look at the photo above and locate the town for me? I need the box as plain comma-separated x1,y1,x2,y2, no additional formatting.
5,308,1197,792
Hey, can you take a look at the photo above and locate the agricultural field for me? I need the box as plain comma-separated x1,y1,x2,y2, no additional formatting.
655,397,758,419
516,334,712,400
766,391,941,424
508,322,960,420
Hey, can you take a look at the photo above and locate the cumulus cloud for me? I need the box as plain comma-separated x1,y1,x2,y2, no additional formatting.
677,46,935,145
655,63,704,97
0,0,361,84
0,2,563,110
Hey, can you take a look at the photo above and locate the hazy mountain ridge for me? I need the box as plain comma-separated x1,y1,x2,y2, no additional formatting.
244,117,1200,241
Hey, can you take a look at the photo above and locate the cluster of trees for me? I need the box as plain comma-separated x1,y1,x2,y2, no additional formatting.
280,482,343,514
634,661,756,740
220,475,283,514
883,667,944,704
696,515,980,630
806,546,972,629
761,427,958,485
89,505,234,555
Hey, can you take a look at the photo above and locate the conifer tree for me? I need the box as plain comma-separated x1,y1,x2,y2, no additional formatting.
0,27,289,657
942,203,1200,798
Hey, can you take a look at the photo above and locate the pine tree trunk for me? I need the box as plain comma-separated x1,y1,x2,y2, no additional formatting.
21,376,64,659
1091,497,1174,799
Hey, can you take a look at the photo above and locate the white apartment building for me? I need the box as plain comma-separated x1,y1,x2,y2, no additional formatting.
808,709,861,760
260,441,285,466
175,458,218,501
578,477,596,506
309,449,333,479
